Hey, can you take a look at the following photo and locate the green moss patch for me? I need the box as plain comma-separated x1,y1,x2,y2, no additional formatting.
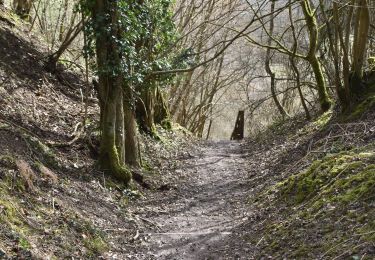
161,118,172,130
345,95,375,121
0,196,24,228
296,110,333,136
0,176,116,258
83,234,108,255
257,147,375,258
0,183,31,253
276,148,375,207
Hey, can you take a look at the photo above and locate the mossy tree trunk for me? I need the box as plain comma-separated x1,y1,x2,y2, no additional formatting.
124,89,140,167
308,56,332,112
136,84,156,135
301,0,332,112
92,0,131,184
99,82,131,183
116,90,125,163
350,0,370,95
13,0,33,20
154,86,171,129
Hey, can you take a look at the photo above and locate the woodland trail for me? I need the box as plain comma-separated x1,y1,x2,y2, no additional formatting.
134,141,253,259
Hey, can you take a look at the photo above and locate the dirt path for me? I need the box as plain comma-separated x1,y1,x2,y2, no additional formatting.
133,141,253,259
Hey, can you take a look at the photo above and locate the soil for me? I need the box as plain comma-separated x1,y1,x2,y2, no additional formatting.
131,141,252,259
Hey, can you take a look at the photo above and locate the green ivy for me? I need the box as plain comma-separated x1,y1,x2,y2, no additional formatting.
80,0,183,90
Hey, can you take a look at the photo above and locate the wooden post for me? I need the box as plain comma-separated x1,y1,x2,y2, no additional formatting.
230,110,244,140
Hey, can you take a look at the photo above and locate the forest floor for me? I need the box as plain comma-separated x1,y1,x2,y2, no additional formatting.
129,102,375,260
129,106,375,259
0,6,375,259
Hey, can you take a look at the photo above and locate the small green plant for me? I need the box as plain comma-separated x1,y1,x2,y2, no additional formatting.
123,188,143,199
83,234,108,255
18,237,30,250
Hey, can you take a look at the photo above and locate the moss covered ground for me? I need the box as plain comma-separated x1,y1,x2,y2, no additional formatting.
245,104,375,258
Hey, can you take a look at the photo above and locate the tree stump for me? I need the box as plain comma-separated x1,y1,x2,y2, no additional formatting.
230,110,244,140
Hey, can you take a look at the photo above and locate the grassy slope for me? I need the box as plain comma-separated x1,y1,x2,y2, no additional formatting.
248,96,375,258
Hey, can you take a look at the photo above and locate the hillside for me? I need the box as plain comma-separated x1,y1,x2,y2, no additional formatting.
0,3,375,260
0,7,193,258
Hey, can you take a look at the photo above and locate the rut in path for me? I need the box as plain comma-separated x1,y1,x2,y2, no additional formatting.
135,141,253,259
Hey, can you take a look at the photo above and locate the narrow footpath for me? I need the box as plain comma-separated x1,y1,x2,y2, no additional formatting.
133,141,256,259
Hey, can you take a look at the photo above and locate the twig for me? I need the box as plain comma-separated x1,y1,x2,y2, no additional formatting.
307,138,314,153
321,236,353,258
323,130,332,152
256,236,264,247
139,217,162,231
0,116,41,139
321,230,375,258
0,15,15,27
132,230,140,241
332,242,368,260
103,228,127,233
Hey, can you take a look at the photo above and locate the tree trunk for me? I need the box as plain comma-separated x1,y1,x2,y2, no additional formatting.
116,90,125,164
45,20,83,73
206,117,213,140
99,81,131,183
124,90,140,167
170,71,194,118
308,56,332,112
290,55,311,120
92,0,131,184
301,0,332,112
320,0,349,108
333,2,354,109
137,86,156,135
351,0,370,94
289,2,310,119
230,111,245,140
154,87,171,129
266,0,289,118
13,0,33,20
58,0,69,42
